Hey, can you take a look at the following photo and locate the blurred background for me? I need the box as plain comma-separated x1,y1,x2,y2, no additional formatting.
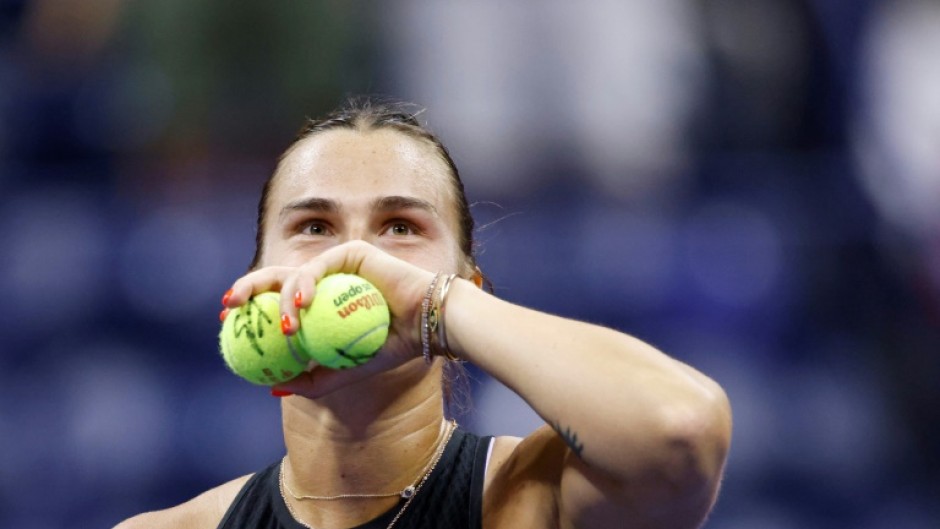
1,0,938,527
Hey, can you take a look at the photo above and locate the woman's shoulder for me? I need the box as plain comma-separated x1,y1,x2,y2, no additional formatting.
487,427,568,486
113,474,253,529
482,428,568,528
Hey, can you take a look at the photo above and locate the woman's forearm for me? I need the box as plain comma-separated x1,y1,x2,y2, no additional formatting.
445,278,732,490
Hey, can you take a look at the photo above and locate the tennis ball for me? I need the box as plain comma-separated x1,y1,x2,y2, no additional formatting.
219,292,310,385
297,274,390,369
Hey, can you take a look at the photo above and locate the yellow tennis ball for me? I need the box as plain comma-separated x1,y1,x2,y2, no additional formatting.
297,274,390,369
219,292,310,385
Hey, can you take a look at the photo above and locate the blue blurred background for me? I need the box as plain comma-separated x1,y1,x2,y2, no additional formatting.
1,1,938,527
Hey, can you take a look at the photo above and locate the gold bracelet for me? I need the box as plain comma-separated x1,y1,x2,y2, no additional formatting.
434,274,460,361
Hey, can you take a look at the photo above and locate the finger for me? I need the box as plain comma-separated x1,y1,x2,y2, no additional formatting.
287,271,319,335
278,261,330,334
279,272,302,335
300,240,376,283
276,242,377,333
303,241,433,319
225,266,295,307
294,271,316,310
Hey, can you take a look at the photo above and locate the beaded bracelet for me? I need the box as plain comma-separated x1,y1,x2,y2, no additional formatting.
421,272,443,365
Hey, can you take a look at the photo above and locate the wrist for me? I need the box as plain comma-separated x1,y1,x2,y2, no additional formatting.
420,272,444,364
420,272,468,363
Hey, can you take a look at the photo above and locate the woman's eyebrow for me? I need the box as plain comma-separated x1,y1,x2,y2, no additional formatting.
278,195,437,222
278,197,339,221
371,195,438,215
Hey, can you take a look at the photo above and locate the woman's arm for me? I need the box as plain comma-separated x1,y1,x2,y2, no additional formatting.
445,278,732,529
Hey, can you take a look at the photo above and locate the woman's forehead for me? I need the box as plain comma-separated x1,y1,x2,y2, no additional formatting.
273,128,453,205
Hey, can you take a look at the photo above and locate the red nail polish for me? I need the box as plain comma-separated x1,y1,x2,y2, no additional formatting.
280,314,292,335
222,289,234,306
293,290,303,308
219,308,229,322
271,389,293,397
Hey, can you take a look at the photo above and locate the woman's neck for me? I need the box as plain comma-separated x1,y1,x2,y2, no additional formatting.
281,360,447,500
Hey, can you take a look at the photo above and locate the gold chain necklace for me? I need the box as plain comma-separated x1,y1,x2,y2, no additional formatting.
279,420,456,529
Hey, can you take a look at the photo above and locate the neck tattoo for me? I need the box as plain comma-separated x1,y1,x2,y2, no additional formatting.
279,419,457,529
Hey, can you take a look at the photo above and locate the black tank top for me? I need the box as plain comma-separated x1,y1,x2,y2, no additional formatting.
217,428,493,529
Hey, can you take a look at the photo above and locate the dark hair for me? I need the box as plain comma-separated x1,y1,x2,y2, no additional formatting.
250,96,476,417
249,96,475,270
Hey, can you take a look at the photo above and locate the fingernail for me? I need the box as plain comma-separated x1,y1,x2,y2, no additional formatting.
222,288,234,306
271,389,293,397
280,314,293,335
219,308,230,322
293,290,303,308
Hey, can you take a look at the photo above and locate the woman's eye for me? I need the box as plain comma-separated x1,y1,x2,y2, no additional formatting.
303,222,330,236
387,222,414,236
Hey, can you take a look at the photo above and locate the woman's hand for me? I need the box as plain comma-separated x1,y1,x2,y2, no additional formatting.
221,240,439,398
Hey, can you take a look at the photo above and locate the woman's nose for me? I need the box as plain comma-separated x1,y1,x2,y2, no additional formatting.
340,224,374,244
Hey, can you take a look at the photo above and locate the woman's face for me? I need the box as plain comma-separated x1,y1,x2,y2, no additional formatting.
259,127,465,275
